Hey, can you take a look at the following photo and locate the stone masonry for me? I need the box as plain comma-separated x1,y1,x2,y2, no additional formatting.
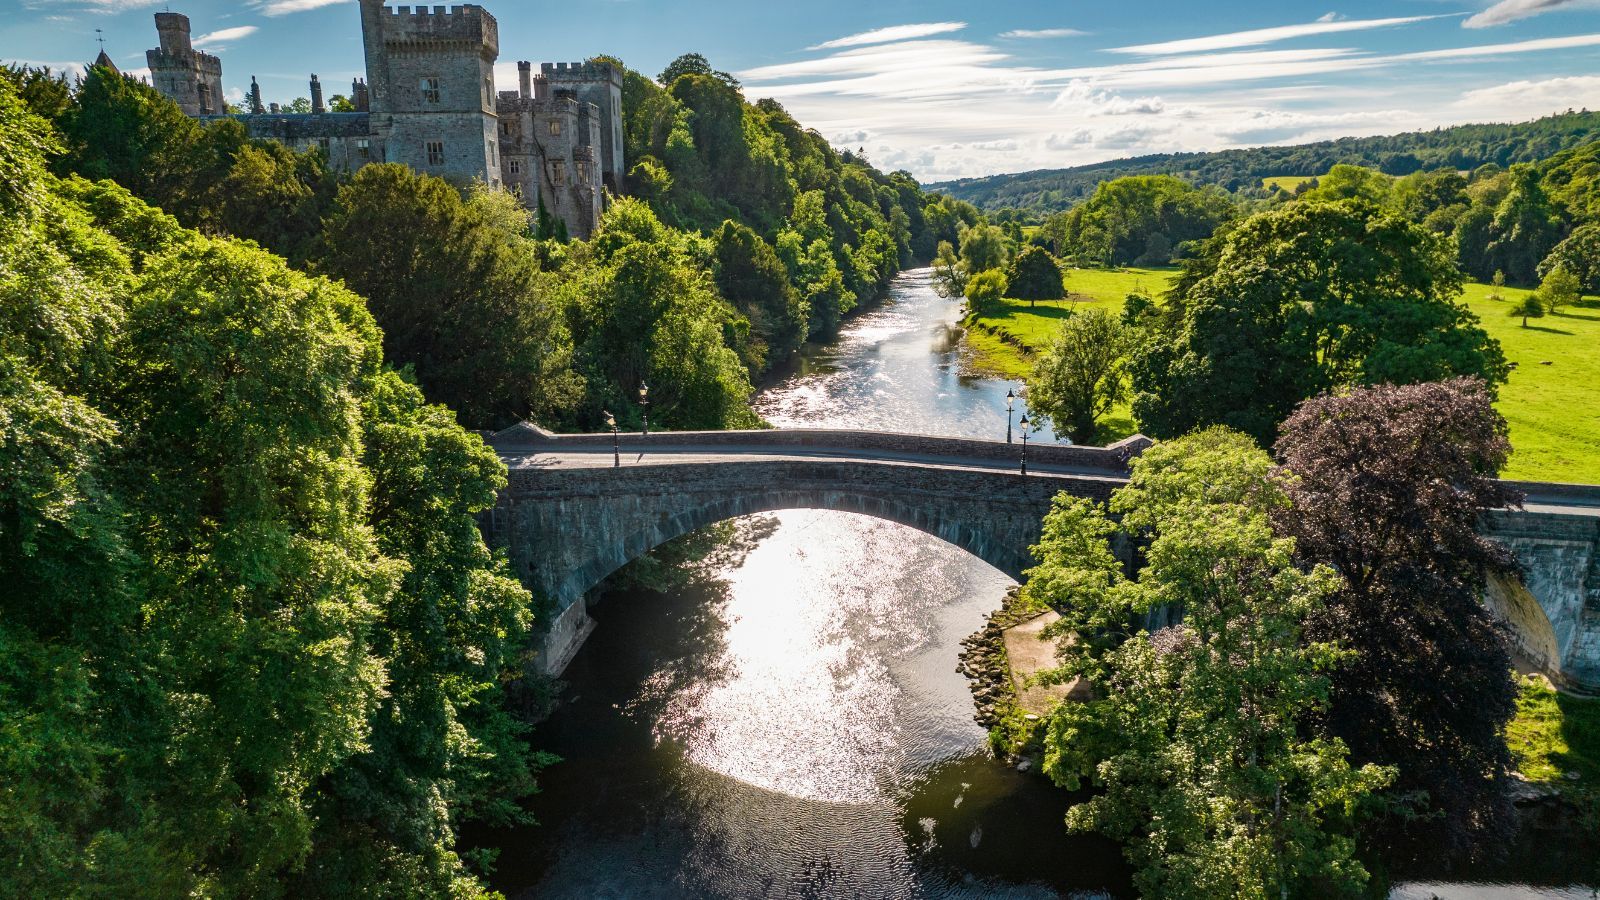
482,426,1600,686
141,2,621,238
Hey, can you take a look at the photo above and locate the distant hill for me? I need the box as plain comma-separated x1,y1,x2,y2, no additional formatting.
929,110,1600,213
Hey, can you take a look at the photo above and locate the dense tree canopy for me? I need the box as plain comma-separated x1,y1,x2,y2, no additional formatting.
0,79,540,895
1273,379,1520,865
1031,428,1391,899
1129,200,1507,444
1003,245,1065,303
1025,308,1126,443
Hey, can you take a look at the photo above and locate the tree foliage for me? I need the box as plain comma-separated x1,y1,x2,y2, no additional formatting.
1272,379,1520,865
1025,308,1126,443
1129,200,1507,444
1003,245,1065,303
1031,428,1391,899
0,79,540,895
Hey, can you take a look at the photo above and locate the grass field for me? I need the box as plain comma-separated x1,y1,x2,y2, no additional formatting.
963,268,1600,483
1507,676,1599,801
1261,173,1323,192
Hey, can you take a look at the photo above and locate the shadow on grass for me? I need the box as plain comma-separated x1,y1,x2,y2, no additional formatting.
1521,324,1575,335
1555,310,1600,322
980,297,1096,326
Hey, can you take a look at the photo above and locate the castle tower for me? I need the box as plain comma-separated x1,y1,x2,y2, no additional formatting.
352,77,370,112
146,12,224,115
357,0,500,187
310,74,325,114
535,61,623,192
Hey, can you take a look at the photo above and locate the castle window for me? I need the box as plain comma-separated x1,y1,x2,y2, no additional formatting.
356,138,370,158
548,119,562,136
509,158,521,176
426,141,444,166
577,161,590,183
420,76,441,104
550,159,566,182
197,82,212,114
487,140,497,166
483,77,493,105
501,121,511,136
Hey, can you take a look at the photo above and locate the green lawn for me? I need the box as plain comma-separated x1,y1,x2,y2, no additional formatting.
964,268,1600,483
1508,676,1599,801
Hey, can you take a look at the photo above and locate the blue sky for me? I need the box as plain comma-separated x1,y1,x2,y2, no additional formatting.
6,0,1600,180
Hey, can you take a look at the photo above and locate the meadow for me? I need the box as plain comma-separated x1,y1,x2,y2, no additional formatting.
963,267,1600,484
1261,173,1323,192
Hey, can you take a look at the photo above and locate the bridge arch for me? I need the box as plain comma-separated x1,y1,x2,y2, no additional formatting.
552,487,1039,611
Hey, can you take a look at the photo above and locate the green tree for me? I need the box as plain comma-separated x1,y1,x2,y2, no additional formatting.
318,164,580,428
959,222,1010,274
1509,294,1546,327
930,239,966,299
712,219,807,370
1489,269,1506,300
1129,200,1507,444
963,268,1007,314
1301,164,1392,205
1537,265,1582,312
57,64,207,215
1003,245,1066,306
1274,379,1520,864
1484,164,1563,284
1032,429,1392,899
1538,222,1600,293
1025,309,1126,443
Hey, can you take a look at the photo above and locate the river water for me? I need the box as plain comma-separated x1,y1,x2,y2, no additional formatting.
478,270,1598,899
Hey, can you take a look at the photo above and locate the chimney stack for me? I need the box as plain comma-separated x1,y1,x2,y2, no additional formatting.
310,74,324,113
518,60,532,99
248,76,265,114
269,101,281,113
352,77,369,112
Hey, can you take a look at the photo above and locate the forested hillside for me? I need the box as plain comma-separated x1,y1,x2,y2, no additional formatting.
932,110,1600,212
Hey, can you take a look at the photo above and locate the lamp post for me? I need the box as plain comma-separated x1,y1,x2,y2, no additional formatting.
1005,388,1015,444
604,410,619,468
639,381,650,437
1018,412,1030,476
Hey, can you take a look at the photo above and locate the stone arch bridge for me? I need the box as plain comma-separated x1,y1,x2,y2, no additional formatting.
482,425,1600,689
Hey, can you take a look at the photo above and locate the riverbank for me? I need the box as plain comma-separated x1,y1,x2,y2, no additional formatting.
961,267,1600,483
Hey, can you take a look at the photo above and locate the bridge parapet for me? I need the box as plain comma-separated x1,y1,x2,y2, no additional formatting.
490,422,1151,472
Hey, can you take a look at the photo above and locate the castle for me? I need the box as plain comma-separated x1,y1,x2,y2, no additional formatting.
144,2,622,238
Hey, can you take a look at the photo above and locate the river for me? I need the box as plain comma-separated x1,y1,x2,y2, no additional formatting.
476,269,1598,899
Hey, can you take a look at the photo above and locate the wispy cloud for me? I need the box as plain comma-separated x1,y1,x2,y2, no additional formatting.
1396,32,1600,59
252,0,348,16
1109,15,1444,55
1000,28,1087,39
808,22,965,51
1464,0,1593,28
193,25,258,47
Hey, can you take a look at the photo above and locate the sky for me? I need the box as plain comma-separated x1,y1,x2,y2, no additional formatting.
6,0,1600,182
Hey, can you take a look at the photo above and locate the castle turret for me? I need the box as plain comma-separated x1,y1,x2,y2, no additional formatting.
517,60,531,100
535,60,623,192
310,74,324,113
352,77,370,112
249,76,265,114
357,0,500,186
146,12,224,115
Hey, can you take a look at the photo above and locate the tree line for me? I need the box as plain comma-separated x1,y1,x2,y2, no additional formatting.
932,108,1600,211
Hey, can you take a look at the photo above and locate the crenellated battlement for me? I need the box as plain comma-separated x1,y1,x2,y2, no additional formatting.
147,47,223,75
372,3,497,56
538,60,621,84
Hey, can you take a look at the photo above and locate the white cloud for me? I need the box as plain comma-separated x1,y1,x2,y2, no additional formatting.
808,22,966,51
1464,0,1594,28
1397,32,1600,59
1453,75,1600,116
999,28,1087,39
252,0,348,16
1316,12,1343,23
193,25,258,47
1109,15,1444,55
